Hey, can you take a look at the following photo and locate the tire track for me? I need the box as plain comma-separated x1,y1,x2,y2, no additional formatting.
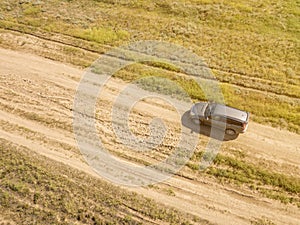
1,47,300,225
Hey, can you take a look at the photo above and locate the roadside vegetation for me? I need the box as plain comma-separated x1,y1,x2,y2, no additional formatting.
111,64,299,134
187,149,300,207
0,139,205,224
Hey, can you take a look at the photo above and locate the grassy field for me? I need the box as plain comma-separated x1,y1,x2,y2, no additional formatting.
0,0,298,133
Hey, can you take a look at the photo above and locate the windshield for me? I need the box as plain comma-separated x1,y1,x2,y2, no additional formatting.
204,103,216,118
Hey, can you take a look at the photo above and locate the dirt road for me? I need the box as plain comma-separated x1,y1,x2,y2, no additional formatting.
0,48,299,224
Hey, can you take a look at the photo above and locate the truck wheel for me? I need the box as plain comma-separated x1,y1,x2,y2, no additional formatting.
225,129,236,136
192,119,201,125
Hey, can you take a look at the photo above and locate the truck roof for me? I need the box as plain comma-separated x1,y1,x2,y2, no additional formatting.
212,103,249,123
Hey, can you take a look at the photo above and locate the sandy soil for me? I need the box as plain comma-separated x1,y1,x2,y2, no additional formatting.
0,47,299,225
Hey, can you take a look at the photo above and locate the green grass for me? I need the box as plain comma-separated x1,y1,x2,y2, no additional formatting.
22,4,41,16
71,27,130,45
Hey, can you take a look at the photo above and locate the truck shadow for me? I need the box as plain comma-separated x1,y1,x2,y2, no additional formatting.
181,111,239,141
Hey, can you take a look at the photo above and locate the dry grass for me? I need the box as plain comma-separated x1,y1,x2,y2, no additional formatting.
0,139,205,224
